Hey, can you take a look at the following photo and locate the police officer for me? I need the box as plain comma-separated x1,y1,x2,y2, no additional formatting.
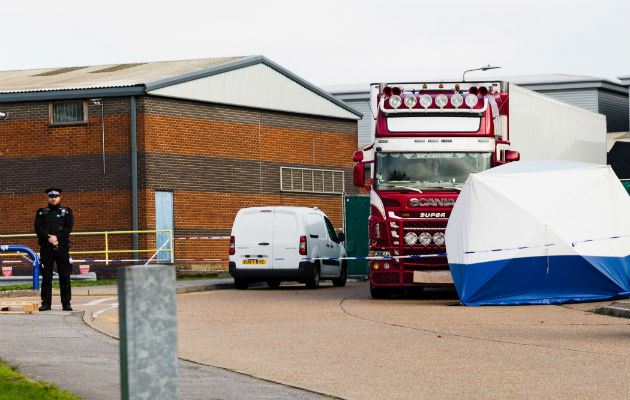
34,188,74,311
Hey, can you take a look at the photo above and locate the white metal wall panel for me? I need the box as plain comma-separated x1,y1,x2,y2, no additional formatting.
148,64,358,120
598,90,629,132
341,99,371,145
535,89,599,114
509,84,607,164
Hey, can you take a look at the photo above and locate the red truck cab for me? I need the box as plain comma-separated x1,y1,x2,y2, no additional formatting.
353,81,519,298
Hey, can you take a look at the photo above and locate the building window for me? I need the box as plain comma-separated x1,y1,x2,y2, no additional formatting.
280,167,345,194
50,100,87,125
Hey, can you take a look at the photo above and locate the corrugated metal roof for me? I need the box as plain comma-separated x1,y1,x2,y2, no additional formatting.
0,55,362,120
0,57,242,93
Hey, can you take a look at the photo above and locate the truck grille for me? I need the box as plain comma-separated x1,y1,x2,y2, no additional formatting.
403,220,448,231
372,272,399,284
402,248,448,269
396,219,448,271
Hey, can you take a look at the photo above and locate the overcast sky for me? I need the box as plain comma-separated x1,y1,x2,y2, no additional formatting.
1,0,628,86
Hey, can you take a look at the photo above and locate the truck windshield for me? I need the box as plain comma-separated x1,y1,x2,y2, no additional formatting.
375,152,492,191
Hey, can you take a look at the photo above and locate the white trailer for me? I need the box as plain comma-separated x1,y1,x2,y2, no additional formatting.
508,84,606,164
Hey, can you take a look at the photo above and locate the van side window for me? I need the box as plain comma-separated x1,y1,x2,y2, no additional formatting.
306,214,326,238
324,217,339,242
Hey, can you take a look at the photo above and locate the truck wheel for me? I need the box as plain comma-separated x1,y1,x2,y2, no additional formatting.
370,284,389,299
332,263,347,287
234,279,248,290
305,263,320,289
267,279,281,288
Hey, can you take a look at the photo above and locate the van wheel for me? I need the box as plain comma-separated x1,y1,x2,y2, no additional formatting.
267,279,281,288
332,263,347,287
234,279,248,290
305,263,320,289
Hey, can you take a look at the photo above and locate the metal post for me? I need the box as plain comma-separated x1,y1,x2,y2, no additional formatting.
131,97,139,259
101,101,105,175
105,232,109,265
169,230,174,264
118,265,179,399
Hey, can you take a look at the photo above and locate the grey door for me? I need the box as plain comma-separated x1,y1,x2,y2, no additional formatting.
155,191,173,263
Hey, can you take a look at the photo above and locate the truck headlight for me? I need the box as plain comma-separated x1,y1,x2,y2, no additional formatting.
451,93,463,108
419,94,432,109
404,94,417,108
432,232,445,246
404,232,418,246
435,94,448,108
419,232,432,246
465,94,478,108
389,95,402,109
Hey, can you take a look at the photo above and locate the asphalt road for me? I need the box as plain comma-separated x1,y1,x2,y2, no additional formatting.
3,281,630,399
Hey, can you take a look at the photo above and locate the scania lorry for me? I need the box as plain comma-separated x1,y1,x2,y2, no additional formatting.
352,81,606,298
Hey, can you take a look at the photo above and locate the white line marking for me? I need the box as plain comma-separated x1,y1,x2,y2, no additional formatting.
93,303,119,318
84,297,117,306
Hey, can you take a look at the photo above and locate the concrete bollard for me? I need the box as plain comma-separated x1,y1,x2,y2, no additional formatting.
118,265,179,400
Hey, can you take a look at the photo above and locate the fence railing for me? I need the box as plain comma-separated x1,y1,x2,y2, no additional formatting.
0,230,173,265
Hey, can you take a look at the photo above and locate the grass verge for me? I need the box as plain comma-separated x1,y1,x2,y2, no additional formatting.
0,357,79,400
0,280,116,292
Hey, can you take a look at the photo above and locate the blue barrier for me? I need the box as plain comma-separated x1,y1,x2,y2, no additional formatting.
0,245,40,290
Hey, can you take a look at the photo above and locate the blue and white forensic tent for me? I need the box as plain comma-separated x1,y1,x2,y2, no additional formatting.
445,160,630,306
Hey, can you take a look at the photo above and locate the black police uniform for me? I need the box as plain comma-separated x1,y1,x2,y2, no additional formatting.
34,189,74,310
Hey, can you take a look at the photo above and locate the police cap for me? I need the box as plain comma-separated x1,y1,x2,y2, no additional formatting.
44,188,62,197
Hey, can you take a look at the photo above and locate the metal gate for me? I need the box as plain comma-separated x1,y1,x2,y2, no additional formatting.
344,195,370,276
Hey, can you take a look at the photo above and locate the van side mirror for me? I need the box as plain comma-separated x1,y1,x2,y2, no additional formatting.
505,150,520,162
336,232,345,242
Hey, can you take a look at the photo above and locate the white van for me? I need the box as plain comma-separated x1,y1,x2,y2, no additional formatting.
228,206,347,289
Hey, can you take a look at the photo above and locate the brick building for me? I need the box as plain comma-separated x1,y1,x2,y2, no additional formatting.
0,56,361,272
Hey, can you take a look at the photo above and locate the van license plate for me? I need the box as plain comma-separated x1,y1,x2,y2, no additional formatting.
242,259,266,265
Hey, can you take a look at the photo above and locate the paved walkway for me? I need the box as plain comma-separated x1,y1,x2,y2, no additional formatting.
0,310,332,400
0,278,332,400
2,278,628,400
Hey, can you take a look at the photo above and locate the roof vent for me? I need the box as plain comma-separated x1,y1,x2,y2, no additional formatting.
91,63,145,73
33,67,86,77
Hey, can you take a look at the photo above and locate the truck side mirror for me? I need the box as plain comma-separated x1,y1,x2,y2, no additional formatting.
353,163,365,187
505,150,520,162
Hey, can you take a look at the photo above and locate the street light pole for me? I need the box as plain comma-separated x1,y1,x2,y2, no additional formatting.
462,65,501,82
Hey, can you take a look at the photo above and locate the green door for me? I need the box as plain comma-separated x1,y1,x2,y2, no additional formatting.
344,195,370,276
